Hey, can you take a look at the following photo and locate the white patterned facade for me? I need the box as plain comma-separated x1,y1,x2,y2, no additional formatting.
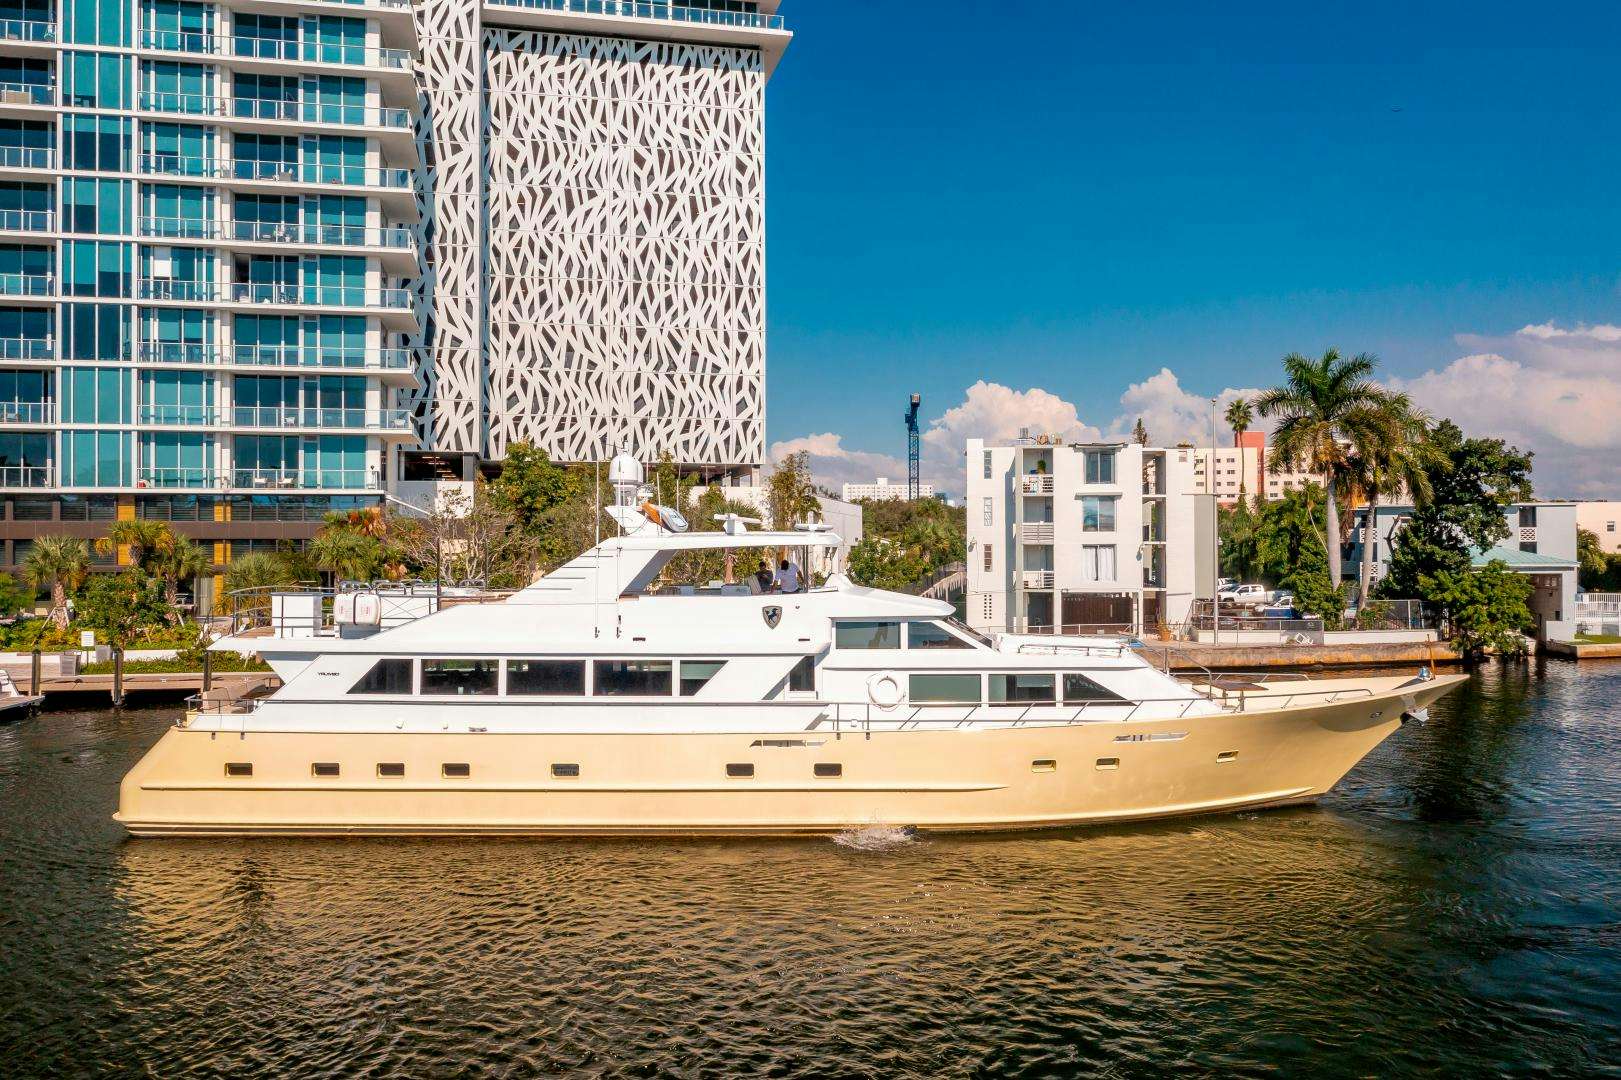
409,2,789,477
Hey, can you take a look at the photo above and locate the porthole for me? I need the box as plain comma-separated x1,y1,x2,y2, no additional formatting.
224,762,252,778
1217,751,1238,763
377,762,405,778
1095,757,1120,771
551,763,580,778
312,762,340,778
442,762,471,778
1031,759,1057,773
726,763,754,778
813,763,842,778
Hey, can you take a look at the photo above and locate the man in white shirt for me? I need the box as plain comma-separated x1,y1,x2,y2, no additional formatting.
774,558,804,594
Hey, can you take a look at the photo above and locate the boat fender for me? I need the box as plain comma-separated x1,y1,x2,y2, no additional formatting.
866,671,902,709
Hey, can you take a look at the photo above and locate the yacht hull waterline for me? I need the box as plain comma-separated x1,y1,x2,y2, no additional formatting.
116,674,1465,837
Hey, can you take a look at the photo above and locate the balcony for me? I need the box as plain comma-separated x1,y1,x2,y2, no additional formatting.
0,80,50,109
226,283,414,311
0,145,52,171
0,272,53,298
1019,570,1055,590
137,404,218,426
139,154,414,191
136,468,215,489
0,400,51,424
231,467,382,490
0,208,53,233
138,217,417,269
1018,474,1054,496
1018,522,1055,544
138,91,413,131
138,29,413,71
229,405,413,433
138,280,221,302
0,336,51,360
483,0,785,32
0,464,51,487
0,18,54,44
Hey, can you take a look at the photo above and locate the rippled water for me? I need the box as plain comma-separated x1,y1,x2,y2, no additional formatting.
2,664,1619,1077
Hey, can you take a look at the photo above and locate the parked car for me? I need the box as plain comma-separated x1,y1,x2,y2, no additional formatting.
1259,594,1297,619
1219,583,1274,607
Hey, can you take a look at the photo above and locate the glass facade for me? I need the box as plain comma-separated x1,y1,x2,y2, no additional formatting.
0,0,417,515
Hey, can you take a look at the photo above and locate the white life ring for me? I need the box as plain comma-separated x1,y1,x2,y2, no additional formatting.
866,671,903,709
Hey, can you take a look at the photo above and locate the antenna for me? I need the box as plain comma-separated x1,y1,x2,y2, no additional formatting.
905,392,921,500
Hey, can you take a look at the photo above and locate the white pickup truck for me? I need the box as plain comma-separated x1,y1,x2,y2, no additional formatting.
1218,583,1275,607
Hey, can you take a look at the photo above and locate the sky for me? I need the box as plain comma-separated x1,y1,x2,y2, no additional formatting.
759,0,1621,498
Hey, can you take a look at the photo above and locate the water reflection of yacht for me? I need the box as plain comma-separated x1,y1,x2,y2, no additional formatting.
116,455,1465,838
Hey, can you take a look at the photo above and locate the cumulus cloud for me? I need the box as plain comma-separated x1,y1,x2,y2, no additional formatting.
1104,368,1269,448
1390,322,1621,498
766,432,905,492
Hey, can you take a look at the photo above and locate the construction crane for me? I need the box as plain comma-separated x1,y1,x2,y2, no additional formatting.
905,393,921,501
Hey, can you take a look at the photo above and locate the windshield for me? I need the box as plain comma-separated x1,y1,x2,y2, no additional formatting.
943,615,993,648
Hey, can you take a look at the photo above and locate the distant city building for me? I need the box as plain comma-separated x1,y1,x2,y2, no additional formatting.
1190,433,1322,506
1348,500,1577,640
965,438,1211,637
841,477,933,502
1574,501,1621,553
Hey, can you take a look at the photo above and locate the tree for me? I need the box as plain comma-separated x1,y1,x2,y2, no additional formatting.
1255,348,1401,586
1249,483,1345,626
94,520,175,575
1578,527,1611,590
847,538,929,591
76,571,168,649
766,451,820,532
387,483,532,588
488,440,570,534
856,494,967,590
1420,560,1534,658
1341,396,1435,602
1131,417,1149,446
1224,396,1253,499
152,534,212,621
310,528,385,583
1218,499,1260,582
0,572,30,619
23,535,90,629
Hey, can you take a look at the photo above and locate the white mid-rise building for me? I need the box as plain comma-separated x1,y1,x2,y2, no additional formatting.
965,438,1212,637
1575,501,1621,553
841,477,933,502
1189,433,1322,506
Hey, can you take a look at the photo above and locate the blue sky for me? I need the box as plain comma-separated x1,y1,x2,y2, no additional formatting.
761,1,1621,496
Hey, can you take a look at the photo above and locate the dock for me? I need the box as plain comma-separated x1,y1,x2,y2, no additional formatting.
1542,639,1621,660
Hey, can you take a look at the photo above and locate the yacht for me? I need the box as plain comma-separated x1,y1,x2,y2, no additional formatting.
116,456,1466,837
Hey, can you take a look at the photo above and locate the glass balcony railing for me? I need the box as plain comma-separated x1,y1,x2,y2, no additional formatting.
0,464,51,487
139,154,413,189
139,29,413,69
0,146,53,170
226,283,413,309
137,467,215,489
0,18,55,43
0,336,51,360
0,209,52,232
137,403,217,425
138,91,413,129
0,81,51,106
0,400,51,423
230,406,412,430
482,0,786,31
134,342,414,371
232,467,382,490
139,217,415,250
0,272,52,296
138,279,220,302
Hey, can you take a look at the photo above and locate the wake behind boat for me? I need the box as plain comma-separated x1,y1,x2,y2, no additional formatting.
116,456,1465,838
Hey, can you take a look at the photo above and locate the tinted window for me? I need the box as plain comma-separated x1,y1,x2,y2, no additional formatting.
349,657,411,694
908,621,971,649
421,659,497,695
506,659,585,696
989,673,1056,703
680,660,725,697
834,620,900,649
594,660,672,696
787,655,815,692
1063,673,1127,703
909,673,980,703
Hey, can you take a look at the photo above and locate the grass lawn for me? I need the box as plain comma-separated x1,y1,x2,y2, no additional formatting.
1574,633,1621,644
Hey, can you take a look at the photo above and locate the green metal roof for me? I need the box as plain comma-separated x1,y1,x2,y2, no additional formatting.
1470,545,1576,569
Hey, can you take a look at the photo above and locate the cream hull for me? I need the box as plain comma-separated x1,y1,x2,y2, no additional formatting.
116,675,1465,837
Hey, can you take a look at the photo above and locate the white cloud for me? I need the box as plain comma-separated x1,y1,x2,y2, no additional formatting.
1104,368,1269,448
766,432,905,493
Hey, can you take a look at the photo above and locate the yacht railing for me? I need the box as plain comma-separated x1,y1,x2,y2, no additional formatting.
223,582,513,637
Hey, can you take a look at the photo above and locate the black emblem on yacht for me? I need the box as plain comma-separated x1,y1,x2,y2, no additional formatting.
762,605,782,628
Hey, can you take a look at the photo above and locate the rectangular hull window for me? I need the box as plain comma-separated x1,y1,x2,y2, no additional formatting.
224,762,252,777
441,763,470,778
908,673,981,704
594,660,672,696
377,763,404,778
680,660,726,696
311,762,339,778
990,673,1056,703
813,763,842,778
422,659,498,695
551,763,580,778
726,763,754,778
507,659,585,696
349,658,411,695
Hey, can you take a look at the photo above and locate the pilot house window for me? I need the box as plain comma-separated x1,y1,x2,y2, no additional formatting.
349,658,411,695
989,673,1056,703
594,660,672,696
907,621,971,649
834,620,901,649
679,660,726,697
421,659,498,696
506,659,586,696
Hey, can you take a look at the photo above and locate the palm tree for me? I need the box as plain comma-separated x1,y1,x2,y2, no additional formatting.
310,528,382,583
1255,349,1399,586
94,519,175,574
1342,398,1436,602
154,534,213,621
1225,397,1254,500
23,535,90,628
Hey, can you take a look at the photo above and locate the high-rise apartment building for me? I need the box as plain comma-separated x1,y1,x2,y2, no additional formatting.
0,0,787,606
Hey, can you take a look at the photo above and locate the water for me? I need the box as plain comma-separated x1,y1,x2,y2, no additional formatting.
2,664,1618,1078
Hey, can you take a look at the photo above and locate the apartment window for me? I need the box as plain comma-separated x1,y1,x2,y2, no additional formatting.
787,655,815,692
908,673,981,703
505,659,585,696
983,543,993,572
990,673,1056,703
907,621,972,649
1063,673,1128,703
421,659,497,696
982,496,992,526
594,660,673,696
982,450,992,479
1608,521,1616,533
680,660,726,696
834,620,901,649
1080,496,1117,532
349,658,411,695
1081,545,1116,583
1520,541,1538,554
1518,506,1537,528
1085,450,1115,485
